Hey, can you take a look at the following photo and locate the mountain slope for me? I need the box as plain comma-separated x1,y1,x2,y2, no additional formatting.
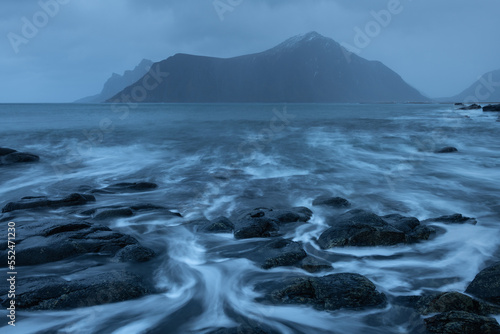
109,32,427,103
444,69,500,103
76,59,153,103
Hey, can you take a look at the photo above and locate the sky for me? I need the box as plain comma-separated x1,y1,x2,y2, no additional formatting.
0,0,499,103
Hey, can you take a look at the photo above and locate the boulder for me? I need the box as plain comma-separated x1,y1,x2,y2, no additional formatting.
201,216,235,233
416,292,499,315
2,193,96,213
233,207,312,239
483,104,500,112
258,273,386,311
0,271,151,310
459,104,482,110
296,256,333,273
424,311,500,334
423,213,477,225
317,210,433,249
244,238,307,269
312,196,351,209
0,219,154,265
466,262,500,305
435,147,458,154
0,147,39,165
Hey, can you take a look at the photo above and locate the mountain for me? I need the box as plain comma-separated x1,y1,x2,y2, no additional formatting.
76,59,153,103
109,32,427,103
444,69,500,103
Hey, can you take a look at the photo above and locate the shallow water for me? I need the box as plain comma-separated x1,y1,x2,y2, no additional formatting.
1,103,499,333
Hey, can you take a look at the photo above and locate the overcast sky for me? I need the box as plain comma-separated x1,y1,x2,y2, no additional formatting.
1,0,499,103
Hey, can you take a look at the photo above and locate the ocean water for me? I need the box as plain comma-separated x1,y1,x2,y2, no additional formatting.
1,103,499,333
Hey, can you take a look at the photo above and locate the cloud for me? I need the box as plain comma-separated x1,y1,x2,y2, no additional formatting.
0,0,498,102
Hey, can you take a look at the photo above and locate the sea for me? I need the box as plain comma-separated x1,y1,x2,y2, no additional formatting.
1,103,499,333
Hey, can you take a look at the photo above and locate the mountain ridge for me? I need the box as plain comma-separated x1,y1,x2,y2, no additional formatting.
108,32,428,103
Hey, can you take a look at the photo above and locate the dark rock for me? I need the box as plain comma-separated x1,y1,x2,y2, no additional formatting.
2,193,96,213
115,244,156,262
459,104,482,110
201,216,234,233
81,205,181,219
317,210,406,249
416,292,500,316
259,273,386,311
483,104,500,112
383,214,435,242
424,311,500,334
2,152,40,164
0,147,17,156
92,182,158,194
435,147,458,153
423,213,477,225
455,103,464,106
234,217,280,239
312,196,351,208
466,262,500,305
0,271,151,310
233,207,312,239
0,219,152,265
244,238,307,269
209,324,279,334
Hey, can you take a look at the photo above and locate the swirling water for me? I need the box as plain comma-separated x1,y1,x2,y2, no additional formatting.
1,103,499,333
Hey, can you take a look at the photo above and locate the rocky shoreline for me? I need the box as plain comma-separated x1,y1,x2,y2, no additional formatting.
1,146,500,333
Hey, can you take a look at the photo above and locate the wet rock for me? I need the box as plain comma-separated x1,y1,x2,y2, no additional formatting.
312,196,351,209
483,104,500,112
0,147,39,165
317,210,434,249
459,103,482,110
92,182,158,194
416,292,500,315
2,193,96,213
81,204,181,220
234,217,280,239
233,207,312,239
424,311,500,334
0,271,151,310
115,244,156,262
0,219,153,265
201,216,235,233
244,238,307,269
423,213,477,225
435,147,458,153
258,273,386,311
209,323,279,334
0,147,17,156
466,262,500,305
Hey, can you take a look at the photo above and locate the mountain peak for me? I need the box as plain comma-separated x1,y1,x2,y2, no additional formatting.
269,31,337,53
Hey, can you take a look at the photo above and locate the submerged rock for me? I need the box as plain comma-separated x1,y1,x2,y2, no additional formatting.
0,147,39,165
0,271,151,310
2,193,96,213
423,213,477,225
233,207,312,239
80,204,181,220
483,104,500,112
424,311,500,334
466,262,500,305
459,104,482,110
258,273,386,311
312,196,351,209
91,182,158,194
435,147,458,153
317,209,433,249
